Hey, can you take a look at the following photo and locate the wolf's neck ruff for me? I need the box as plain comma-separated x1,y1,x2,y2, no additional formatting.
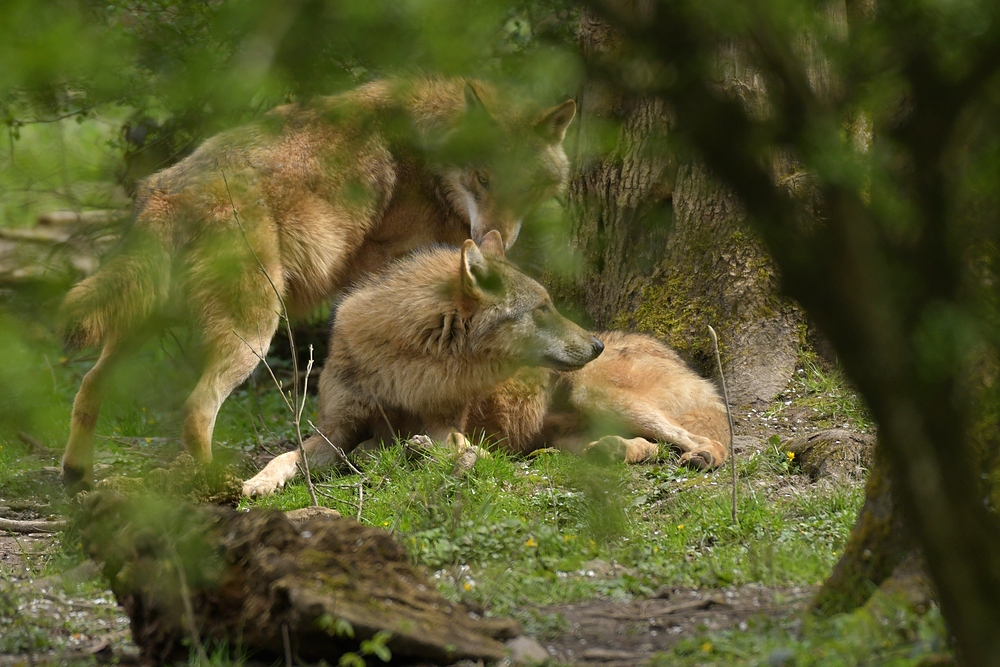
423,310,468,356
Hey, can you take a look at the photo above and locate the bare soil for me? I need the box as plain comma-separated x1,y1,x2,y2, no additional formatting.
538,585,813,665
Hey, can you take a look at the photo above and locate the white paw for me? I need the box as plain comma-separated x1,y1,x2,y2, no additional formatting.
242,474,284,497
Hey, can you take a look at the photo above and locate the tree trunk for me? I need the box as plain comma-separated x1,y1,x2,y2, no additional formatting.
565,15,800,405
813,449,914,614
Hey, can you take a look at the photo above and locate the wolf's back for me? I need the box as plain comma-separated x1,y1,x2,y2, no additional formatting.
61,231,171,349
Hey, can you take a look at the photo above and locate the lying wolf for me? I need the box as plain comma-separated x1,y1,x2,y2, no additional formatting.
60,77,577,490
467,332,731,468
243,232,729,496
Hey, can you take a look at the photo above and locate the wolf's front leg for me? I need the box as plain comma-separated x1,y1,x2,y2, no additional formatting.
242,433,346,497
242,449,303,497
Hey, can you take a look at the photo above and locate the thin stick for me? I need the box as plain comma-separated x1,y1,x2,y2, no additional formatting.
356,483,364,522
307,420,366,478
172,550,209,666
375,400,396,439
294,345,318,506
708,325,738,524
224,171,318,507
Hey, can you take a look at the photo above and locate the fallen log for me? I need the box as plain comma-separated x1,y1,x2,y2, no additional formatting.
78,490,518,664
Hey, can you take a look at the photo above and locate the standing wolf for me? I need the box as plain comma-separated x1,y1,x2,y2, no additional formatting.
61,77,576,490
242,232,729,497
242,231,604,496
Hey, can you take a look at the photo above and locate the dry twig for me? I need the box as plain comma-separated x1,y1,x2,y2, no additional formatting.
708,326,738,524
171,549,209,666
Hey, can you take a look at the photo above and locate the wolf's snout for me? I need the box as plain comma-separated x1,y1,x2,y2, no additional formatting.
591,337,605,358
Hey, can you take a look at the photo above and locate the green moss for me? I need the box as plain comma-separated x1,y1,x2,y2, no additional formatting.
613,274,726,367
610,225,786,370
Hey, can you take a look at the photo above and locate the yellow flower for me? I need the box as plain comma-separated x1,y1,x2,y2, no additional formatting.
383,521,389,526
701,642,712,653
786,451,795,460
525,537,538,548
653,546,659,553
145,438,151,444
463,582,473,591
677,524,685,530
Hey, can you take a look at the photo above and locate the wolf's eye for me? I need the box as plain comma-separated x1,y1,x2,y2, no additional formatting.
476,173,490,189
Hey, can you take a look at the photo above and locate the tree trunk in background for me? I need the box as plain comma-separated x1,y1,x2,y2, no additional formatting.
565,15,800,406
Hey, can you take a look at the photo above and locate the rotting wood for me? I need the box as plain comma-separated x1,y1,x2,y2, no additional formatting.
78,490,520,665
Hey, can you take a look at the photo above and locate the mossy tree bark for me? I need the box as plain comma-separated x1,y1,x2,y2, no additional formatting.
564,15,801,406
813,450,915,614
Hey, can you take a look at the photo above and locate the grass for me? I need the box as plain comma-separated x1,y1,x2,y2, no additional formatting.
243,439,862,615
756,347,876,436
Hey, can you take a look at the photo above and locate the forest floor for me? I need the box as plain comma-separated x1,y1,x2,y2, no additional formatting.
0,344,951,667
0,106,952,666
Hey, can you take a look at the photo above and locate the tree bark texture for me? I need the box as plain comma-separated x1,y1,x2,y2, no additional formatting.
566,15,800,406
812,450,913,614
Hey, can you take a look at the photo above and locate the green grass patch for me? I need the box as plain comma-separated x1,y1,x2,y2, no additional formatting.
242,436,863,615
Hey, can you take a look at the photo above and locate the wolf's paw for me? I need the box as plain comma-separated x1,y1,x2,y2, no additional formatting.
242,475,284,497
679,450,717,470
62,465,93,497
583,435,628,464
404,434,434,459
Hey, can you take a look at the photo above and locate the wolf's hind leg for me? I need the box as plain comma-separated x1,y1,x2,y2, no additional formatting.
604,402,728,470
182,314,279,464
582,435,659,463
63,334,146,493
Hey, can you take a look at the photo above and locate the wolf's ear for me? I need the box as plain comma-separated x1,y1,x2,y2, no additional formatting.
464,83,488,116
460,239,489,293
535,99,577,144
460,239,503,303
479,230,505,260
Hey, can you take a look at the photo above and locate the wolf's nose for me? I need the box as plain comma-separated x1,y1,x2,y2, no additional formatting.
591,337,605,357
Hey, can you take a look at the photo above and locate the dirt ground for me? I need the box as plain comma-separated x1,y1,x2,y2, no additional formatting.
537,586,812,666
0,533,137,665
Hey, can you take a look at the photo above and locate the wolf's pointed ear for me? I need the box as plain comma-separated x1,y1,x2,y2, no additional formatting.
535,99,577,144
464,82,488,116
460,239,489,294
479,230,505,260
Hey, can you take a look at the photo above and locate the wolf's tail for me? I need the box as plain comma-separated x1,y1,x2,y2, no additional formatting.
61,231,171,349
